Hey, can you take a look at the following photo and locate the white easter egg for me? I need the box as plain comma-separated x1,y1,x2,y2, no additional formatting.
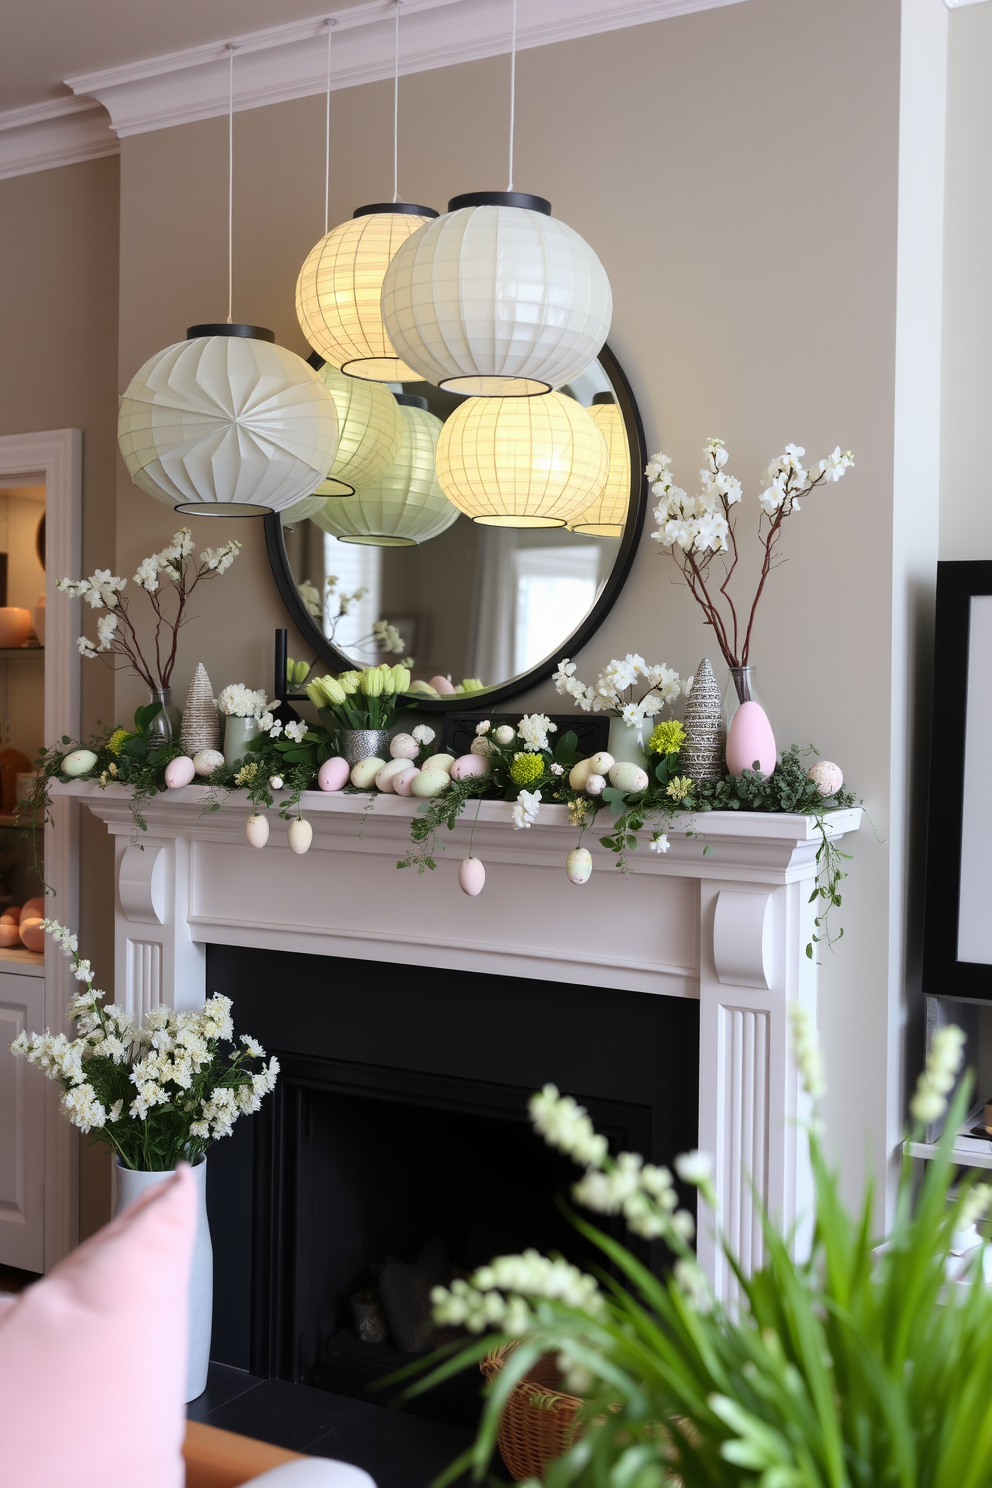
807,759,844,796
164,755,196,789
458,857,486,896
609,761,649,793
193,749,224,777
587,751,614,776
450,754,490,782
585,773,607,797
411,770,451,798
245,813,269,849
269,775,284,790
569,759,593,790
389,733,419,760
62,748,98,778
566,848,593,885
392,766,420,795
318,756,350,792
376,758,413,792
288,817,313,854
350,757,385,790
429,675,456,695
494,725,515,746
422,753,456,775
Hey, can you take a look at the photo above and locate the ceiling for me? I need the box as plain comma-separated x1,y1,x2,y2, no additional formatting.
0,0,384,113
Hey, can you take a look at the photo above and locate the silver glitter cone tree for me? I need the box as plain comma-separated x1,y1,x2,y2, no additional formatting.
181,663,220,757
681,657,725,780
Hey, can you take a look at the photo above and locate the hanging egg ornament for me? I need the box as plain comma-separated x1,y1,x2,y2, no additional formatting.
164,756,196,789
807,760,844,796
245,814,269,849
288,817,313,854
458,858,486,896
566,848,593,885
726,702,777,777
193,749,225,777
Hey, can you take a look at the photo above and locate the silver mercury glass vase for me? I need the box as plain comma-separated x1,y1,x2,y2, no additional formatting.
340,728,390,766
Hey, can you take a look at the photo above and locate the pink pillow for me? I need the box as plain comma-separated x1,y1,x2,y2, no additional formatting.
0,1164,196,1488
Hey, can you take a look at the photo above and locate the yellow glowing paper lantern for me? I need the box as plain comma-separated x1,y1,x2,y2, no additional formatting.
312,362,402,496
568,395,630,537
296,204,438,382
434,391,608,528
312,396,459,546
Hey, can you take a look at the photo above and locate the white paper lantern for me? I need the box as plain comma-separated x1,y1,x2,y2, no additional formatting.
118,325,339,516
380,191,613,396
313,362,402,496
435,391,608,528
568,395,631,537
312,396,459,547
280,493,332,524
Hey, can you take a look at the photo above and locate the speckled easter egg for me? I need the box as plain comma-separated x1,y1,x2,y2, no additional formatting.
450,754,489,782
164,755,196,789
245,813,269,849
350,757,385,790
410,770,451,798
608,761,649,793
566,848,593,885
317,756,350,792
389,733,419,760
429,675,456,695
807,760,843,797
458,858,486,896
193,749,224,777
376,758,413,792
61,748,98,778
726,702,776,777
287,817,313,854
392,766,420,795
421,752,455,775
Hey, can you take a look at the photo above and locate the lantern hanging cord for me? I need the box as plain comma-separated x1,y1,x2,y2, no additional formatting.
507,0,517,191
324,18,336,235
226,43,239,324
392,1,401,203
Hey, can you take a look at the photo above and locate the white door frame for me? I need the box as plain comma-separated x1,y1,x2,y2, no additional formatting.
0,429,81,1268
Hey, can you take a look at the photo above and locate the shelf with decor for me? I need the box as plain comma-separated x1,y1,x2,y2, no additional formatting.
907,1105,992,1171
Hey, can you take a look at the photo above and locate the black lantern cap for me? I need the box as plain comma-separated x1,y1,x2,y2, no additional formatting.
187,324,275,341
395,394,429,410
353,203,439,219
592,391,617,405
447,190,551,215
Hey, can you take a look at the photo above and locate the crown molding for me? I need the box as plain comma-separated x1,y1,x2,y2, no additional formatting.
0,96,117,182
65,0,746,140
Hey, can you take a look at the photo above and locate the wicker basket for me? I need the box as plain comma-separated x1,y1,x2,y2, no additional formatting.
480,1345,584,1481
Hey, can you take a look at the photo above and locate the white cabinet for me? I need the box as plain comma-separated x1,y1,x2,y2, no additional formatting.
0,958,46,1271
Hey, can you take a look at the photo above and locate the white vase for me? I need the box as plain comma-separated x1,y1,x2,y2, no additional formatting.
113,1157,212,1402
608,717,648,766
224,714,259,765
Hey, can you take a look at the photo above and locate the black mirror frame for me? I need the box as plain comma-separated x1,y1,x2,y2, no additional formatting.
263,341,648,713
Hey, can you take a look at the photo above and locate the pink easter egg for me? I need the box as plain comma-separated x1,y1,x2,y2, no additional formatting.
807,760,843,796
429,675,456,695
450,754,489,783
392,767,420,796
164,755,196,790
458,858,486,896
317,756,350,792
726,701,777,777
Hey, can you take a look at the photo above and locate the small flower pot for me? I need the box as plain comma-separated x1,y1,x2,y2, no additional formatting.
340,728,390,766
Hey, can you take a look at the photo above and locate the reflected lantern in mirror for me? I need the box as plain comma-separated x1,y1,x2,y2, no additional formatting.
568,394,631,537
296,204,439,382
117,325,339,516
311,395,459,547
435,390,608,528
380,192,613,396
313,362,403,496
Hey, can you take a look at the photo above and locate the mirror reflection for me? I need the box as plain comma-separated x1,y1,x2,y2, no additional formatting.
279,358,631,694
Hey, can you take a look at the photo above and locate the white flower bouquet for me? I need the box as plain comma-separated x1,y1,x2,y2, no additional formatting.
217,684,268,719
10,920,278,1171
553,655,688,729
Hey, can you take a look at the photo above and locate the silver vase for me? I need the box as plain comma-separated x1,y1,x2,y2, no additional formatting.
340,728,390,766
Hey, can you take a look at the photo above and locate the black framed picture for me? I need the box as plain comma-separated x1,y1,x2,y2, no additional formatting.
922,560,992,1001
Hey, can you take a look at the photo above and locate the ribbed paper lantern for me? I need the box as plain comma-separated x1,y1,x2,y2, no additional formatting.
118,325,339,516
380,191,613,396
313,362,402,496
435,391,608,528
312,396,459,547
296,204,439,381
280,493,331,524
568,395,630,537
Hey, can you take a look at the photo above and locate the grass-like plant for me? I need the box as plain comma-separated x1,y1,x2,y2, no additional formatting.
400,1012,992,1488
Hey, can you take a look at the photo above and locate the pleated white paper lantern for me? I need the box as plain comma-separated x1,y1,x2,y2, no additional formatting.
313,362,402,496
380,191,613,396
568,394,631,537
312,396,459,547
435,391,608,528
118,325,340,516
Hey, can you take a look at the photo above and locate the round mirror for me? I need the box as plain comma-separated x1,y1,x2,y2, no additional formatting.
264,343,646,711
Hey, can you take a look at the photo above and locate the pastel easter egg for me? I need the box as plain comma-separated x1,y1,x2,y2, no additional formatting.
164,755,196,790
411,770,451,798
407,680,439,696
569,759,594,791
566,848,593,885
389,733,420,760
429,675,456,695
317,756,350,793
458,858,486,896
376,759,413,792
18,917,45,952
350,757,385,790
193,749,224,777
245,813,269,849
609,761,649,793
726,701,776,777
288,818,313,855
585,773,607,797
61,748,98,778
450,754,489,782
0,922,20,947
21,898,44,920
421,753,456,775
807,759,843,797
587,751,614,776
392,766,420,795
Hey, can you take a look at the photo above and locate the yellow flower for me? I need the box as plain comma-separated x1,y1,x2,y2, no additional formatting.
649,719,686,756
107,728,132,755
666,776,693,802
337,671,362,695
510,752,545,787
360,667,384,698
459,678,484,693
307,677,346,708
390,664,411,694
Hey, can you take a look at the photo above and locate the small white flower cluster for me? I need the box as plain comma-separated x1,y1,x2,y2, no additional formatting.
198,542,241,575
650,833,670,854
910,1024,966,1126
412,725,435,745
788,1002,826,1101
58,567,127,609
517,714,557,753
371,620,405,654
475,721,491,736
648,440,740,556
511,788,541,830
553,656,686,729
758,445,854,516
432,1251,606,1337
284,721,307,743
218,684,268,718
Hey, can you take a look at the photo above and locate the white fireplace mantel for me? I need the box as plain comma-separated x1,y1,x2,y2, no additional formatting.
60,780,860,1297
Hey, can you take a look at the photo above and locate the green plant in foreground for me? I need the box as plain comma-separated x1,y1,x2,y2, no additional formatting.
399,1018,992,1488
